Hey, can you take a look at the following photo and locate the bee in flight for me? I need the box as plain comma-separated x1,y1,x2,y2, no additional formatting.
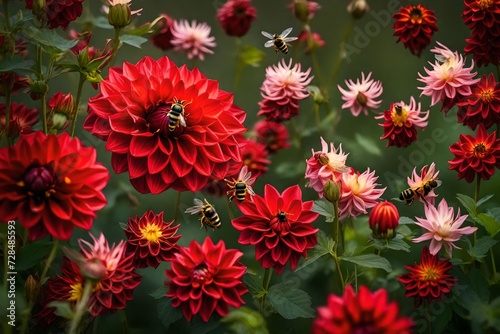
168,97,191,132
399,179,442,206
261,27,298,55
225,165,256,203
185,198,221,231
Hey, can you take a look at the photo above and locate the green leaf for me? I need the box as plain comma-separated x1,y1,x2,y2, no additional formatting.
295,244,329,271
312,199,335,223
21,26,77,53
476,194,494,208
467,236,498,262
429,302,453,334
372,234,411,252
456,193,477,217
398,216,415,225
238,45,265,68
396,225,413,237
355,133,382,156
120,34,148,48
91,16,113,29
149,286,168,300
484,296,500,331
474,213,500,237
0,56,34,73
274,161,305,179
468,267,489,303
267,282,315,319
243,273,263,297
47,301,74,320
340,254,392,272
157,298,183,329
17,240,54,271
221,306,269,334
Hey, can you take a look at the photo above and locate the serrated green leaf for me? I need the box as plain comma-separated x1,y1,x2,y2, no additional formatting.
295,245,329,271
468,236,498,261
157,298,183,329
17,240,54,271
457,193,477,217
476,194,494,208
120,34,148,48
92,16,113,29
243,273,262,297
396,225,413,237
398,216,415,225
21,26,77,53
238,45,265,68
355,133,382,156
0,56,34,73
340,254,392,272
149,286,168,300
372,234,411,252
268,282,315,319
312,199,335,223
473,213,500,237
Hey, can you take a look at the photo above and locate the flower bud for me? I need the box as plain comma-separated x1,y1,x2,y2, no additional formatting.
29,79,48,101
292,0,311,24
347,0,369,19
324,180,341,203
108,3,132,29
25,274,41,304
369,201,399,239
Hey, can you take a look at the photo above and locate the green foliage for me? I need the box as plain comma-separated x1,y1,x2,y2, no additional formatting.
47,301,75,320
296,230,333,271
238,45,265,68
157,297,184,329
17,240,54,271
21,26,78,53
267,281,315,319
120,34,148,48
467,236,498,262
340,254,392,272
371,234,411,252
221,307,269,334
312,199,335,223
457,193,500,237
0,56,34,74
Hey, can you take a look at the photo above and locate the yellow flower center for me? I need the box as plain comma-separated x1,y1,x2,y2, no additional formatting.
390,105,409,127
479,88,494,103
479,0,493,10
421,267,441,282
473,143,487,158
140,224,162,243
67,282,83,302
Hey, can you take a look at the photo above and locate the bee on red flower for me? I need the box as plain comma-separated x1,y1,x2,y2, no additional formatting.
225,165,256,203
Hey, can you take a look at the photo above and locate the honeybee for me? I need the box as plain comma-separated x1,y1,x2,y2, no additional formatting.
261,27,298,55
399,179,442,206
168,97,190,132
185,198,221,231
225,165,256,203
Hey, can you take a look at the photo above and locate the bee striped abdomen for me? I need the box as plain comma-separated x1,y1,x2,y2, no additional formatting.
399,188,416,205
201,204,221,229
234,182,248,202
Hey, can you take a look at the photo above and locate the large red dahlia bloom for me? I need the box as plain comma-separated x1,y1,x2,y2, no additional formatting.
393,4,438,56
462,0,500,39
25,0,84,30
398,247,457,307
312,285,413,334
448,124,500,182
217,0,257,37
165,237,247,322
84,56,246,193
0,131,109,240
232,184,319,274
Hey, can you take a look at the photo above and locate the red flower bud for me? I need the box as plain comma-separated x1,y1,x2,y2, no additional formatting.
369,201,399,239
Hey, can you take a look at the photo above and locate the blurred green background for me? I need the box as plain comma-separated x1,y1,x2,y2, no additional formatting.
6,0,500,333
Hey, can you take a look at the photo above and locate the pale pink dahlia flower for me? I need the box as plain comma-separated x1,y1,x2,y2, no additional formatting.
407,162,440,206
338,168,386,220
171,20,216,60
338,72,383,116
413,198,476,258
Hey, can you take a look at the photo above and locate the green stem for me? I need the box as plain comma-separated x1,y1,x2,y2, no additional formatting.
332,199,345,290
313,103,322,136
118,309,130,334
69,278,94,334
70,74,86,137
490,248,498,281
2,0,11,30
35,45,49,134
41,92,48,134
2,76,12,144
473,176,481,247
173,191,182,221
20,239,60,334
226,197,235,221
260,268,272,312
328,17,355,88
109,28,122,67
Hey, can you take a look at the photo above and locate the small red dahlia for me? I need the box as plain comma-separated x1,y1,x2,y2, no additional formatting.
312,285,413,334
165,237,247,322
398,246,457,306
393,4,438,56
0,131,109,240
232,184,319,274
462,0,500,39
369,201,400,240
448,124,500,182
0,102,38,139
253,120,290,153
25,0,84,30
150,14,175,51
257,98,300,122
241,138,270,178
457,73,500,130
216,0,257,37
84,56,246,193
124,210,181,268
464,31,500,67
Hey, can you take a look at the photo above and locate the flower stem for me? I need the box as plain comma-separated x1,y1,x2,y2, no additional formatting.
474,176,481,203
425,302,432,334
69,278,94,334
328,17,355,88
260,267,272,312
2,75,12,144
35,45,49,134
173,191,182,221
20,239,60,334
490,248,498,282
313,103,322,136
331,199,345,290
109,28,122,67
118,309,130,334
70,74,86,137
226,197,235,221
2,0,10,30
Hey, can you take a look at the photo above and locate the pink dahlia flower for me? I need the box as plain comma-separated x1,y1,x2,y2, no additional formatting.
337,72,383,116
407,162,440,206
171,20,216,60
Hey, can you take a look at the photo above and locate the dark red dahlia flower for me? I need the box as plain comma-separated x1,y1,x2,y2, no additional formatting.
217,0,257,37
0,102,38,139
84,56,247,193
312,285,413,334
150,14,175,51
165,237,247,322
464,31,500,67
393,4,438,56
124,210,181,268
257,98,300,122
253,120,290,153
0,131,109,240
68,29,92,54
448,124,500,182
241,138,270,178
457,73,500,130
25,0,84,30
398,247,457,307
232,184,319,274
369,200,399,240
0,72,30,97
462,0,500,39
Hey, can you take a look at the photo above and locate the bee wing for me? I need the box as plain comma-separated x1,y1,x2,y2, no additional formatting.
264,40,275,48
282,37,298,43
184,198,204,214
434,180,443,188
179,114,187,127
280,27,293,38
261,31,274,39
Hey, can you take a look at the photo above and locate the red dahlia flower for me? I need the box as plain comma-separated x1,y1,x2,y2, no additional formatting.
253,120,290,153
217,0,257,37
464,32,500,67
150,14,175,51
241,138,270,178
369,201,400,239
393,4,438,56
232,184,319,274
0,102,38,139
462,0,500,39
125,210,181,268
457,73,500,130
84,56,246,193
448,124,500,182
0,132,109,240
398,247,457,307
25,0,84,30
312,285,413,334
165,237,247,322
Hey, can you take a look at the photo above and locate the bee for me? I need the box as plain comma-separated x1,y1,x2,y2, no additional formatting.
168,97,191,132
185,198,221,231
225,165,256,203
399,179,442,206
261,27,298,55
